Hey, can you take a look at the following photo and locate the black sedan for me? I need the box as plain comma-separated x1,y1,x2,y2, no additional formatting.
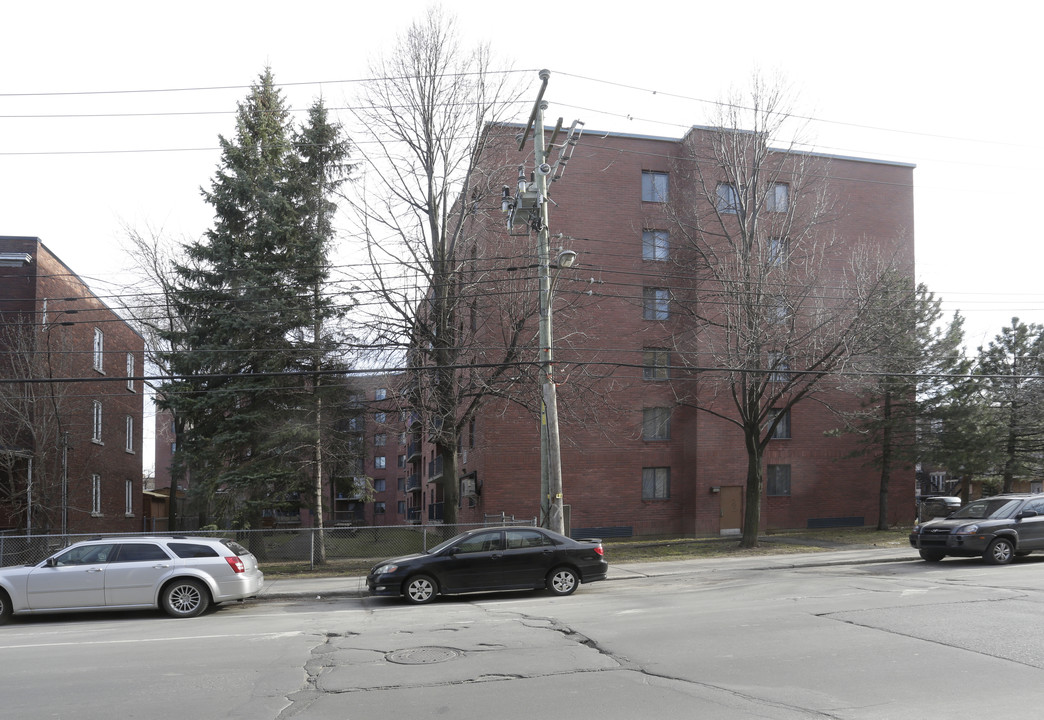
366,526,608,604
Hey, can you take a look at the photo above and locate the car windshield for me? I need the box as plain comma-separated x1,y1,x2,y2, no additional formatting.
951,499,1021,519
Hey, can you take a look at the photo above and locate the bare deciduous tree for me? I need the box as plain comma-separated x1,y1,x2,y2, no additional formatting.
346,7,528,526
662,76,912,547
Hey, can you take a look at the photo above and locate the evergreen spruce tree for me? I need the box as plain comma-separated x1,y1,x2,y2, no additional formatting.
159,70,352,543
976,318,1044,492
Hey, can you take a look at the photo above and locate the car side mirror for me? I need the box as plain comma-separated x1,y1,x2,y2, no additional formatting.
46,557,58,568
1019,510,1039,519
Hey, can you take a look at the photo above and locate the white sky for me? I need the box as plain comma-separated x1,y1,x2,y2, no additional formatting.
3,0,1041,469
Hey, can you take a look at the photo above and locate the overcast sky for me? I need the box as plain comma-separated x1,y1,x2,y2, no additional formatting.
3,1,1040,467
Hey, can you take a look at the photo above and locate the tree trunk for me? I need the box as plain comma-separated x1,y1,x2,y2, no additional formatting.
740,429,763,548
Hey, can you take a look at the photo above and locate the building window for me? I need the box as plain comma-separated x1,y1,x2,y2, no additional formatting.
399,432,407,446
398,500,406,515
716,182,739,214
374,456,386,469
643,288,670,320
766,182,789,212
374,501,386,514
767,464,791,496
125,479,135,516
375,388,387,401
397,454,406,468
641,171,668,202
93,328,104,373
373,478,386,492
642,467,670,500
398,477,406,491
767,236,788,267
125,415,134,453
375,412,386,424
643,407,671,441
642,230,669,261
768,352,790,383
768,408,791,439
91,474,102,515
92,401,103,444
642,348,670,380
374,433,387,447
126,352,135,391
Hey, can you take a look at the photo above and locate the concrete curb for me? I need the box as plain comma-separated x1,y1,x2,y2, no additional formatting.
256,546,917,600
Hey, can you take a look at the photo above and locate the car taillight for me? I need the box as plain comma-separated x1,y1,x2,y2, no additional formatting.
594,546,604,556
225,556,246,573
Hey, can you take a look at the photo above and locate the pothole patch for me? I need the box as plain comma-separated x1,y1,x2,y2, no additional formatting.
385,646,462,665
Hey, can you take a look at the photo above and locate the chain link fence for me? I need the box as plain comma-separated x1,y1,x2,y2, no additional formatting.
1,518,537,572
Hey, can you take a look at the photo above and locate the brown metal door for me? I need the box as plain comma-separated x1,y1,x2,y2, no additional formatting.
720,486,743,535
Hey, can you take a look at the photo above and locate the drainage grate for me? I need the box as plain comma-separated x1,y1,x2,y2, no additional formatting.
386,647,462,665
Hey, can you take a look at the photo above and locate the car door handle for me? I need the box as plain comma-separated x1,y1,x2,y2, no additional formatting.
491,553,503,559
86,567,104,573
153,564,171,569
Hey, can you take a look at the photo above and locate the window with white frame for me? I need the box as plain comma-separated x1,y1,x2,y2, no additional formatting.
643,288,670,320
125,479,135,516
767,236,788,267
642,230,669,261
766,182,789,212
125,415,134,453
642,467,670,500
767,464,791,496
126,352,135,391
91,474,102,515
641,171,668,202
92,400,103,443
375,456,386,469
375,388,387,401
93,328,104,373
643,407,671,441
716,182,739,214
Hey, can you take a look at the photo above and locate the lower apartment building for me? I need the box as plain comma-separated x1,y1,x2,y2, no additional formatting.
0,236,144,535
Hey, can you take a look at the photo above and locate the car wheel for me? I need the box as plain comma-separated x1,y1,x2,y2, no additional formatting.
547,566,579,596
161,578,210,618
919,550,945,562
404,575,437,604
985,537,1015,565
0,590,12,625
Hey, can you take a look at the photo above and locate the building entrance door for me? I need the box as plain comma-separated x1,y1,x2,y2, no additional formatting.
720,486,743,535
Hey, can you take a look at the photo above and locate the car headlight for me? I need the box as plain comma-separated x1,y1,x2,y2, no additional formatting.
912,525,922,533
374,564,398,575
955,524,979,535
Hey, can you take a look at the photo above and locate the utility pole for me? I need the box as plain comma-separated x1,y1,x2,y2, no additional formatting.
503,70,583,536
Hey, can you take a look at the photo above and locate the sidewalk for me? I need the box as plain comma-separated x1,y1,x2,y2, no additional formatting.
257,544,916,600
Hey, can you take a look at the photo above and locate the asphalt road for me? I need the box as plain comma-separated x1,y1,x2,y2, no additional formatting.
4,552,1044,719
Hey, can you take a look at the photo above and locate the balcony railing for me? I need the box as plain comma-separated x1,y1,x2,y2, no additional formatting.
428,454,444,480
405,474,421,492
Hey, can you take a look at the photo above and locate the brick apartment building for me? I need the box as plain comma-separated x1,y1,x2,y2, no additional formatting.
395,124,916,537
0,236,145,534
150,125,916,539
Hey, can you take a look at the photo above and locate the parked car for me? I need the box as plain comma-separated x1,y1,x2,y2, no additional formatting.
367,526,608,604
909,494,1044,564
917,495,963,522
0,536,264,624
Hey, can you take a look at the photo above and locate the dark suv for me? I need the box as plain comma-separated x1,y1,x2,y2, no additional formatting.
909,494,1044,565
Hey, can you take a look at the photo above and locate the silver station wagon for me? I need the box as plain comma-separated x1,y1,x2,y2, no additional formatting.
0,536,264,623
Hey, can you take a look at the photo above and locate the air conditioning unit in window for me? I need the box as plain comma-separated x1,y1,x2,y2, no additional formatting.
461,477,477,498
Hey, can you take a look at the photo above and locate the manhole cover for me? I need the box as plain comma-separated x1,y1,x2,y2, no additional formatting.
386,647,462,665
